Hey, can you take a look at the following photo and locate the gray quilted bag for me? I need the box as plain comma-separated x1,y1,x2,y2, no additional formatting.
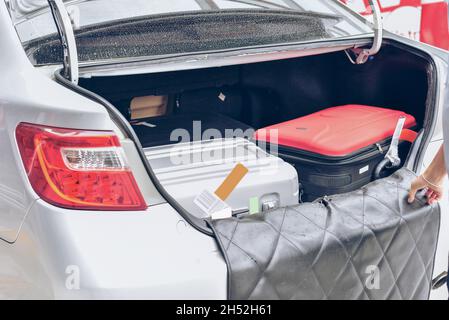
210,169,440,300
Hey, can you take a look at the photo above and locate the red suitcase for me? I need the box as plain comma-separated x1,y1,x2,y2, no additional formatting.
255,105,417,201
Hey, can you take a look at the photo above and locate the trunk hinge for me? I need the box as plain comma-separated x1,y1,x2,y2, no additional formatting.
47,0,79,84
345,0,383,65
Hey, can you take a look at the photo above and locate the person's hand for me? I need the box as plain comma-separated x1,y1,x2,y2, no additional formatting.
408,175,444,205
408,146,446,205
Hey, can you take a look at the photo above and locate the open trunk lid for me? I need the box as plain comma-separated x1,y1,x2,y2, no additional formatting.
7,0,383,82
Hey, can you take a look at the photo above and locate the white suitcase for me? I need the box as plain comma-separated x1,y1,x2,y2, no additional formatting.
144,138,299,218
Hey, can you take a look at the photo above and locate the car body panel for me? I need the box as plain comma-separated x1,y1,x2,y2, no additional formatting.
0,3,111,242
0,200,227,299
1,1,227,299
423,140,449,300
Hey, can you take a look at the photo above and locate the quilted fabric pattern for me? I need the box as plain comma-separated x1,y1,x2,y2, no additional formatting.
211,169,440,300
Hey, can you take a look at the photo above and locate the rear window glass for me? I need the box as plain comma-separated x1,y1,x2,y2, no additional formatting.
6,0,373,65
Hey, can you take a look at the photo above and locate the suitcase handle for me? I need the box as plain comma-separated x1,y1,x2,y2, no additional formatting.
373,117,414,180
373,158,393,180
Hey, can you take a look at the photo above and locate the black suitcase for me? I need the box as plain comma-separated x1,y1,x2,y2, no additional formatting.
255,105,417,201
278,143,413,202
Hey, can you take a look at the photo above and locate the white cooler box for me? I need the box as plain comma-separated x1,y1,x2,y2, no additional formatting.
144,138,299,218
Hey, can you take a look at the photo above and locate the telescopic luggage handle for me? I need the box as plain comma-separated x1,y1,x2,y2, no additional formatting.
373,116,406,180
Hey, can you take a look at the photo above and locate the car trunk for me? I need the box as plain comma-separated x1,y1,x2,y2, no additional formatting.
78,43,432,211
79,44,430,134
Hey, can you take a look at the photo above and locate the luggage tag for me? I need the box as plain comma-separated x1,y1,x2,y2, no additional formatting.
194,163,249,220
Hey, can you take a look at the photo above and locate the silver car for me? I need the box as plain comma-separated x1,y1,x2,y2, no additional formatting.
0,0,448,299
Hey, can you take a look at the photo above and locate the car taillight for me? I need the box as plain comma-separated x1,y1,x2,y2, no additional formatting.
16,123,147,211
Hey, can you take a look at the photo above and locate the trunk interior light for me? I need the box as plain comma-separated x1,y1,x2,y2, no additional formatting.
16,123,147,211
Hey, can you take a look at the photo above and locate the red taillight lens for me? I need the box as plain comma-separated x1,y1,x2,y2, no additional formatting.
16,123,147,211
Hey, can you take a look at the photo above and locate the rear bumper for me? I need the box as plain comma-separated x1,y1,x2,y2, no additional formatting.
0,199,227,299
